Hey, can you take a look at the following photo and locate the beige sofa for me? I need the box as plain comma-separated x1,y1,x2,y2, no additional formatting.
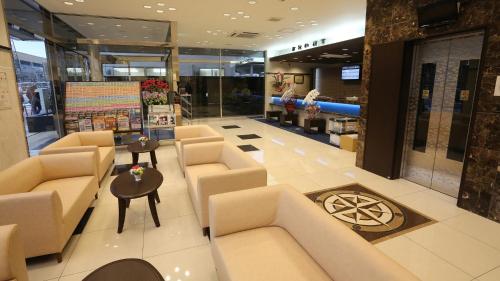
40,131,115,181
0,152,99,262
0,225,28,281
209,185,420,281
174,125,224,171
183,141,267,230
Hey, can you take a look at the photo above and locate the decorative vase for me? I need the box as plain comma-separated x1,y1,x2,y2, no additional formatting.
133,174,142,182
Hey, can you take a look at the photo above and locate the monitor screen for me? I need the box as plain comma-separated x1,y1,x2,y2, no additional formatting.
417,0,458,27
341,65,361,80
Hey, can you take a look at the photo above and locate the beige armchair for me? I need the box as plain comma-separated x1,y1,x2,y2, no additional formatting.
0,152,99,262
0,225,28,281
209,185,420,281
174,125,224,171
183,141,267,230
40,131,115,181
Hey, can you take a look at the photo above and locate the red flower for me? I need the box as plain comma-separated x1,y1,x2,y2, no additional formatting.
131,165,140,170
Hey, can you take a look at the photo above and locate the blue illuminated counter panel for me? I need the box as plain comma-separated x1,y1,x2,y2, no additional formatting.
270,97,360,117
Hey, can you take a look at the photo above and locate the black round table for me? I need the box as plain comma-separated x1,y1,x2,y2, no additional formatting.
110,168,163,233
127,140,160,169
83,258,164,281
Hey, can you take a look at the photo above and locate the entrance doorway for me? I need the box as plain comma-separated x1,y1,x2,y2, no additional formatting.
401,31,484,198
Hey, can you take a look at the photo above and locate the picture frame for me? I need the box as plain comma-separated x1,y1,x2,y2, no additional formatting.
294,75,304,84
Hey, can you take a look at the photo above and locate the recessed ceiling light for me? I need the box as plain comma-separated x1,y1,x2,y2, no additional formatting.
342,48,349,51
346,60,351,63
99,34,105,37
207,30,212,33
290,7,299,11
168,7,176,11
142,26,149,28
248,1,256,4
243,15,250,19
115,24,121,27
237,11,244,15
122,35,128,38
299,24,305,27
223,13,230,16
157,3,165,6
352,51,359,54
144,5,151,8
87,22,94,25
144,36,150,39
75,0,85,2
296,21,302,24
64,1,73,5
216,29,222,32
307,55,311,57
230,17,237,20
310,20,317,23
311,23,319,26
212,33,218,36
343,53,349,56
293,57,298,59
156,10,164,13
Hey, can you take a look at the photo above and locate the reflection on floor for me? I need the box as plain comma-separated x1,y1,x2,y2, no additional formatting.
306,184,434,243
27,117,500,281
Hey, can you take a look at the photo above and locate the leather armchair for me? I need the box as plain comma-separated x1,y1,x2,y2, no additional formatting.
0,224,28,281
174,125,224,171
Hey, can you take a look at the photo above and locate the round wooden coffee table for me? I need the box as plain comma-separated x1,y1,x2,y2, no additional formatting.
83,258,164,281
127,140,160,169
110,168,163,233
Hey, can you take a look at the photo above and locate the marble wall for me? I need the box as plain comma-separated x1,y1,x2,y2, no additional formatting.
358,0,499,221
0,0,29,170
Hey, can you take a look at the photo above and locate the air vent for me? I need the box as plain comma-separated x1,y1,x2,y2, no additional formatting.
229,31,260,39
268,17,283,22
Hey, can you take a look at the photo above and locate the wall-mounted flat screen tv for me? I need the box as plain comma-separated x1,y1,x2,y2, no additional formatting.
417,0,459,27
341,65,361,80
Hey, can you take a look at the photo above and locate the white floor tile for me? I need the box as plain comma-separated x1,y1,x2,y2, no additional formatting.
395,190,464,221
405,223,500,277
83,198,146,233
443,212,500,251
475,266,500,281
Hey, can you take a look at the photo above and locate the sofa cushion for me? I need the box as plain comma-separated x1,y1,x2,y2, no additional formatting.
212,226,332,281
32,176,96,226
98,147,114,179
185,163,229,218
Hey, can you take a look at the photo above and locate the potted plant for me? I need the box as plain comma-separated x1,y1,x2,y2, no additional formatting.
280,84,297,114
303,89,321,119
141,79,170,116
130,165,145,182
138,136,149,147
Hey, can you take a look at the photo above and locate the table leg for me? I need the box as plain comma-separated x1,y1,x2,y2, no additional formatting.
150,151,158,169
155,190,160,203
132,152,139,166
148,193,161,227
126,199,131,208
118,198,127,233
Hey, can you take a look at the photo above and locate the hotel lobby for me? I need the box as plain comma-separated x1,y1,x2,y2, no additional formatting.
0,1,499,281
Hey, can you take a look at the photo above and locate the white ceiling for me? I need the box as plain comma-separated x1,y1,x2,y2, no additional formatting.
35,0,366,51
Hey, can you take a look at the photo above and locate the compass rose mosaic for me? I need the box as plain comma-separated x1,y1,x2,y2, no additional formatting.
306,184,435,243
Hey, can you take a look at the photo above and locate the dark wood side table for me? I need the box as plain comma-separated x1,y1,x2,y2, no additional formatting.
127,140,160,169
304,118,326,134
266,110,282,121
280,112,299,126
110,168,163,233
83,258,164,281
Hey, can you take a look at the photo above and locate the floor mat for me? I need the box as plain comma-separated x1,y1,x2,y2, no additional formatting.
305,184,435,243
238,144,259,152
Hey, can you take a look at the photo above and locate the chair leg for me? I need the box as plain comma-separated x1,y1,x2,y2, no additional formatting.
203,227,210,240
55,253,62,263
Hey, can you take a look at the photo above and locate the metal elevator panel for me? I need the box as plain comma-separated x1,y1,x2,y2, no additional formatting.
401,32,484,198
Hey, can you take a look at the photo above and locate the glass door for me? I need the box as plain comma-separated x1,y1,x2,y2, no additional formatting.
402,32,484,198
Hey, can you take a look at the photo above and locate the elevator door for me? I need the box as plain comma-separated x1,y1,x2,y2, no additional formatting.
402,32,484,198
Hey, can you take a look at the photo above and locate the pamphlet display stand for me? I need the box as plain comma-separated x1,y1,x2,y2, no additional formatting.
147,104,176,139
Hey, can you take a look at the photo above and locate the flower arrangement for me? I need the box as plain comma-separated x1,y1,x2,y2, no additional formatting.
280,84,297,113
303,89,321,119
141,79,169,106
138,136,149,146
130,165,145,181
272,72,288,93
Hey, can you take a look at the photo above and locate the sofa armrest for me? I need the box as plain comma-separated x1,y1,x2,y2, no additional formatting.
175,125,203,140
0,191,64,258
39,152,98,181
183,141,224,167
209,185,282,238
78,131,115,147
0,225,28,281
39,145,99,157
180,136,224,147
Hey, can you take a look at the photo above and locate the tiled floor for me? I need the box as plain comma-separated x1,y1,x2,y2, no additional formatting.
27,117,500,281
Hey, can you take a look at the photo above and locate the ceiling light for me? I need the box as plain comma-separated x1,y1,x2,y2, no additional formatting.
216,29,222,32
75,0,85,2
157,3,165,6
311,23,319,26
231,17,237,20
115,24,121,27
156,10,164,13
99,34,105,37
296,21,302,24
144,36,150,39
342,48,349,51
63,1,73,5
168,7,176,11
122,35,128,38
310,20,317,23
237,11,244,15
293,57,298,59
223,13,230,16
290,7,299,11
248,1,256,4
144,5,151,8
207,30,212,33
343,53,349,56
243,15,250,19
299,24,305,27
352,51,359,54
87,22,94,25
212,33,218,36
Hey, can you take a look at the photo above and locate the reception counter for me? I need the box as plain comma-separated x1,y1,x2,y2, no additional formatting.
269,97,360,117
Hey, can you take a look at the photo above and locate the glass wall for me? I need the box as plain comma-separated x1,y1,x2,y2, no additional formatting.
179,48,264,118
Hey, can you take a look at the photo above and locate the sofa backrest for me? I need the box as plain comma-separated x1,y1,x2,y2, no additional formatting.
0,157,43,195
274,188,419,281
39,153,96,181
78,131,114,147
42,133,81,151
199,125,221,138
220,142,260,170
